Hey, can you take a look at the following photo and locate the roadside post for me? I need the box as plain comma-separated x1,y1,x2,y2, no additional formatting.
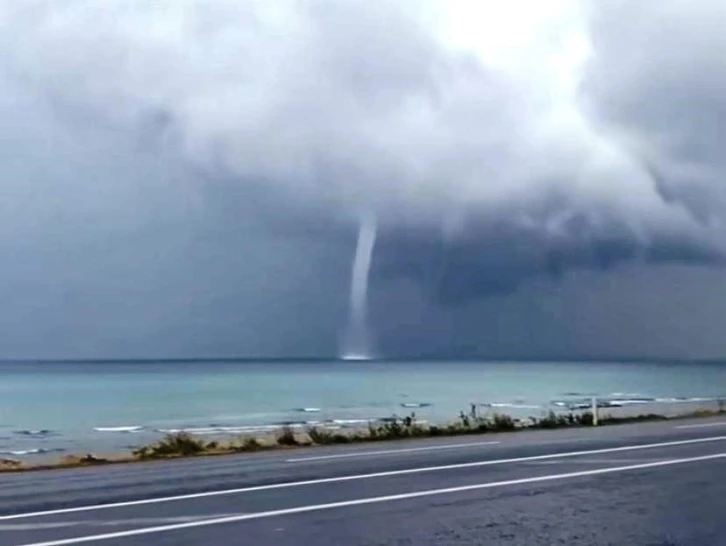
592,396,598,426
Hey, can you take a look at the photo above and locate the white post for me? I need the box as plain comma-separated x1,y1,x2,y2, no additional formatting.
592,396,598,426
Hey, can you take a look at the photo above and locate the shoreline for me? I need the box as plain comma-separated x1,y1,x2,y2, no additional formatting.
6,399,723,462
4,360,725,464
2,402,724,474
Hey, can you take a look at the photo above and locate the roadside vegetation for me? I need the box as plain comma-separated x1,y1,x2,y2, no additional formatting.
97,401,726,461
2,402,724,471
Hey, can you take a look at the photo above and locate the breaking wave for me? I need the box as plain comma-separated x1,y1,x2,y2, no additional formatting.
487,403,542,410
93,426,144,433
551,395,720,411
156,425,280,435
655,396,717,403
330,419,371,425
0,448,65,456
13,429,56,437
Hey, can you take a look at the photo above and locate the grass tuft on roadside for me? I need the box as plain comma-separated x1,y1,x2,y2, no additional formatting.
132,432,207,459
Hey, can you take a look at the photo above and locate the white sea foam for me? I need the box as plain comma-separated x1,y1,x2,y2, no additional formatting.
489,403,542,410
157,424,283,435
549,394,721,411
93,426,144,433
0,448,64,456
606,399,654,406
341,353,372,361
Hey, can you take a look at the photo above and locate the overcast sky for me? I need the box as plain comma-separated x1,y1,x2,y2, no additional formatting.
0,0,725,359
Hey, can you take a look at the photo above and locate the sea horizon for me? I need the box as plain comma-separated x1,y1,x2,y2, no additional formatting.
3,355,726,364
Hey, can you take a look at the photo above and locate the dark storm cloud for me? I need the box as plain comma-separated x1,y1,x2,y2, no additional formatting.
374,213,724,304
0,73,350,358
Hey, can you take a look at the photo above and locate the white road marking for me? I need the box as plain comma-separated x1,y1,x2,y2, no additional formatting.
2,523,78,531
0,515,240,531
286,441,501,462
15,453,726,546
3,435,726,522
675,422,726,430
525,458,665,465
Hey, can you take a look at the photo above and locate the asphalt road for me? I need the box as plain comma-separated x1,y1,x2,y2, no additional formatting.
2,416,726,545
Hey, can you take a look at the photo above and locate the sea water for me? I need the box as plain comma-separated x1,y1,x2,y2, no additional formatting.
1,359,725,459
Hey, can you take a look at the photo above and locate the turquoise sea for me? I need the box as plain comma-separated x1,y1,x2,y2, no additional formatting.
1,359,725,459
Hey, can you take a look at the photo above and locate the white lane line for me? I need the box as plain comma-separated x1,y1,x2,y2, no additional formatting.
675,422,726,430
15,453,726,546
2,523,78,531
286,441,501,462
3,435,726,521
0,515,242,531
525,458,665,465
